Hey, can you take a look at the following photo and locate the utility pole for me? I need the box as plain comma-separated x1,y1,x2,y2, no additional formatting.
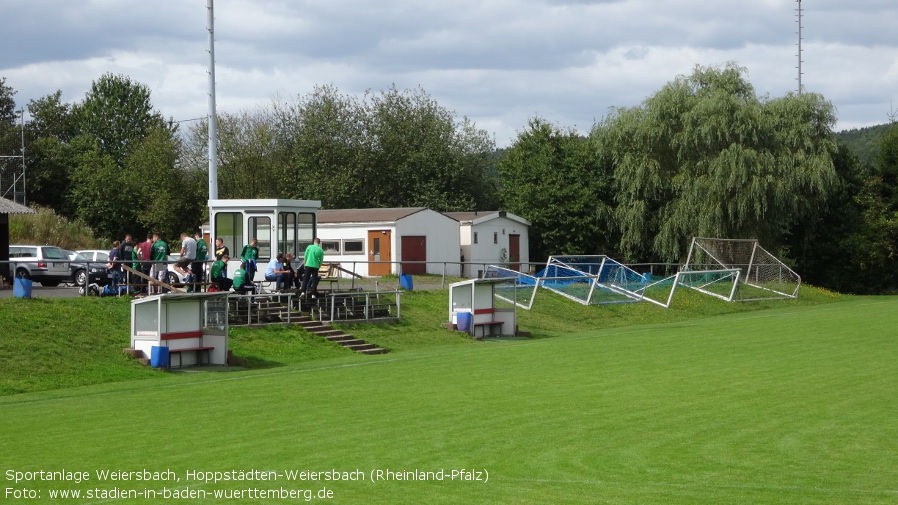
796,0,803,94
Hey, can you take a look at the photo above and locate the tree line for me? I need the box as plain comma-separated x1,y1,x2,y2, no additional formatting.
2,62,897,294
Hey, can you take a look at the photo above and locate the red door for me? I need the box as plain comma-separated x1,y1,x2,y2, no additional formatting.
509,234,520,271
401,236,427,275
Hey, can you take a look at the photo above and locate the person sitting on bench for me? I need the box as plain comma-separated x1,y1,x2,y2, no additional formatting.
231,260,255,294
264,252,292,292
210,254,233,291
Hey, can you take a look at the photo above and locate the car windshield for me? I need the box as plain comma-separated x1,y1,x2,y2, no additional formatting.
70,252,88,261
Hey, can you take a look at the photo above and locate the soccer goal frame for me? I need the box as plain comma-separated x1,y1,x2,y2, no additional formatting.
683,237,801,301
483,265,540,310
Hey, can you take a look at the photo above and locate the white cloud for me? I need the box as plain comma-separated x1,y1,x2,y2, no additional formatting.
2,0,896,146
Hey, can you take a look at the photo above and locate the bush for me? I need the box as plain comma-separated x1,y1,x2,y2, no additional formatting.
9,205,105,249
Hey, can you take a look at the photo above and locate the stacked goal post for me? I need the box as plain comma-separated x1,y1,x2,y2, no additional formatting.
683,237,801,301
539,256,647,306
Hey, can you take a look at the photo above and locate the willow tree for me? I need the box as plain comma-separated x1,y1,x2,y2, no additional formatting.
600,63,838,261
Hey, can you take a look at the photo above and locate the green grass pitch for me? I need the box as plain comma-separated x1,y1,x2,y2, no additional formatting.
1,296,897,504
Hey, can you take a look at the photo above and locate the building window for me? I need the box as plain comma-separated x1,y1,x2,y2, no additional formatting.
321,240,340,253
215,212,243,262
343,239,364,255
473,232,478,244
493,232,498,244
278,212,297,257
248,216,272,260
297,212,316,253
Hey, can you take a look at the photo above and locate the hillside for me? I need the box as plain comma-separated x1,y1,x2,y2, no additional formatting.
835,123,893,165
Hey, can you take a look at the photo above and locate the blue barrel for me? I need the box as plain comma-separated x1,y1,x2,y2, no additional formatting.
399,274,413,290
151,346,169,368
13,277,33,299
457,311,472,332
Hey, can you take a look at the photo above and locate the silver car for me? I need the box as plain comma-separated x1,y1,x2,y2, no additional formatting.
8,245,72,287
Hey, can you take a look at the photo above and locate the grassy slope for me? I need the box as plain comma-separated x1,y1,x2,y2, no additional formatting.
2,287,896,504
0,285,845,396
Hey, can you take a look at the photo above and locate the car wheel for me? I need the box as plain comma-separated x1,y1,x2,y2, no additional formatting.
41,281,60,287
15,268,30,280
74,269,87,286
166,272,180,285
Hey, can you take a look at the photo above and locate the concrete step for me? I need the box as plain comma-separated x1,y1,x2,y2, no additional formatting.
304,324,334,332
334,338,367,347
325,334,356,342
346,343,377,351
359,347,388,355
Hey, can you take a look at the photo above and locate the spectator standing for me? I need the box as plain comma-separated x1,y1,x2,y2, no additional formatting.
240,238,259,283
119,234,134,287
151,232,170,294
193,229,208,288
300,238,324,298
108,240,122,289
137,234,153,293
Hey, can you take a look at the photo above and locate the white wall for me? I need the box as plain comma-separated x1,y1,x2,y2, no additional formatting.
466,216,530,278
314,224,373,277
316,209,462,277
396,210,462,276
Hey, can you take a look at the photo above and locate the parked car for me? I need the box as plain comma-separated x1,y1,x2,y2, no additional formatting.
166,253,191,284
77,249,110,264
8,245,72,287
64,250,107,286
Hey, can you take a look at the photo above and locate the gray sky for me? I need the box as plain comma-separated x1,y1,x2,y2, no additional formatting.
2,0,896,147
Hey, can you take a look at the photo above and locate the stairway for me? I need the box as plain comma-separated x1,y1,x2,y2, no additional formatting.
294,319,388,355
227,294,388,355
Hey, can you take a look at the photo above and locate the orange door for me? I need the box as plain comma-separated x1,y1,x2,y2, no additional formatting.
368,229,392,276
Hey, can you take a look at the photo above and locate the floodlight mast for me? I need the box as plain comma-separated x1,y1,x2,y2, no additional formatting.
796,0,803,95
207,0,219,200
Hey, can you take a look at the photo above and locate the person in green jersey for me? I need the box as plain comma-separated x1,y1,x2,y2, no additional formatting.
193,229,208,290
150,232,170,294
240,238,259,283
300,237,324,298
231,261,255,294
210,254,232,291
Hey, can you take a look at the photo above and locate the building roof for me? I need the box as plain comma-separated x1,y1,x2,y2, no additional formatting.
0,197,35,215
444,210,530,226
318,207,429,224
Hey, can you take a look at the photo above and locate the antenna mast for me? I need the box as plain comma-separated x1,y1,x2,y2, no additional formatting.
796,0,803,94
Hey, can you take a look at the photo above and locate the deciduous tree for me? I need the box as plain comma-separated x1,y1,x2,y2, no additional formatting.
499,118,616,262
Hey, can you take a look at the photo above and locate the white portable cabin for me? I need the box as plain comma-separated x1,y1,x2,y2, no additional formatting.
444,211,531,278
448,278,516,338
208,199,321,280
316,208,462,277
130,292,230,368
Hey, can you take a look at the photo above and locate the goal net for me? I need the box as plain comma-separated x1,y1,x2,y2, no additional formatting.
683,237,801,301
483,265,539,310
539,256,647,305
